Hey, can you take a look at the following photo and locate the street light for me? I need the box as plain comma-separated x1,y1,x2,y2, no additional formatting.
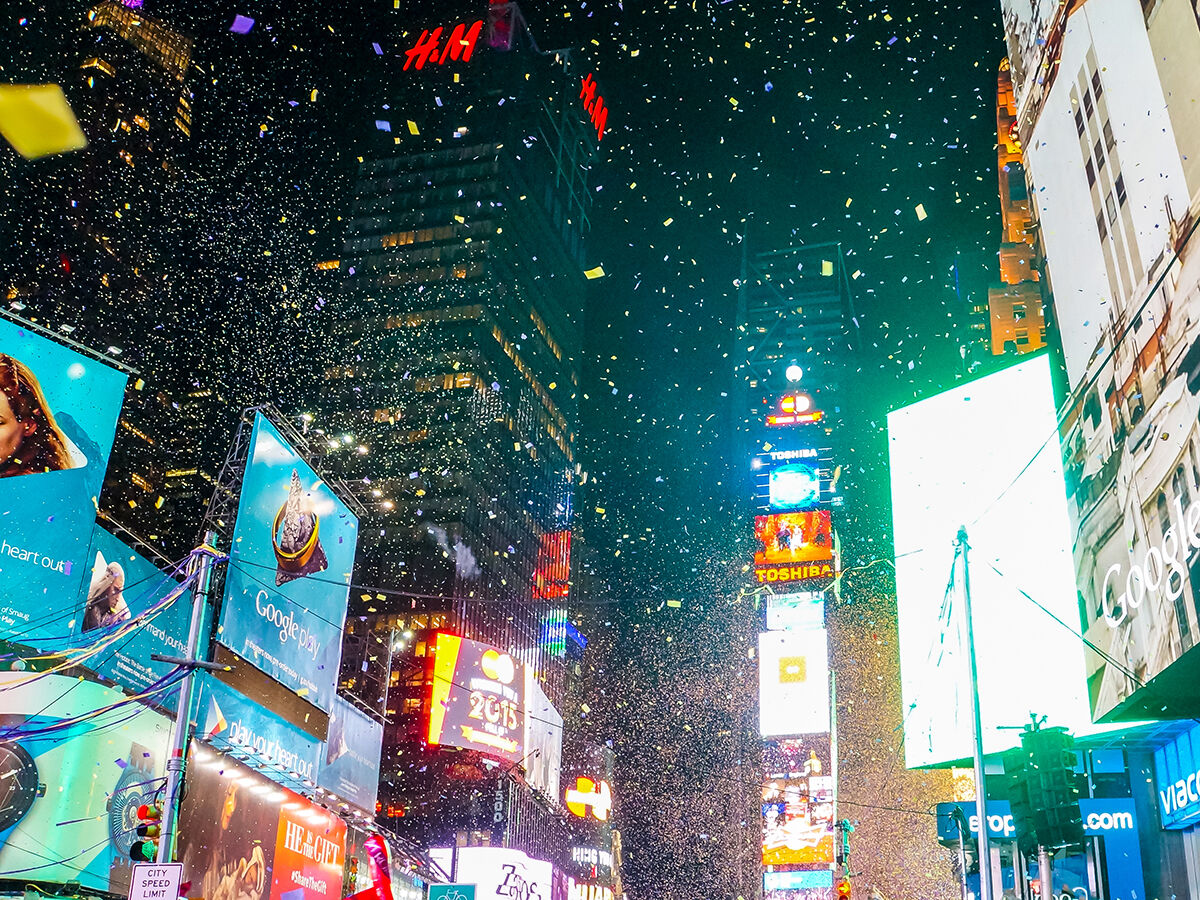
785,363,803,383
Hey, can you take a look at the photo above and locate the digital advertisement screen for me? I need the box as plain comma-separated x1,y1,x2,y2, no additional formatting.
427,633,526,764
0,672,171,894
770,463,822,510
317,696,384,813
762,766,834,865
77,527,191,697
889,355,1101,767
218,413,359,712
451,847,560,900
753,511,832,571
0,317,126,642
759,628,829,738
764,591,824,632
178,742,347,900
524,675,563,802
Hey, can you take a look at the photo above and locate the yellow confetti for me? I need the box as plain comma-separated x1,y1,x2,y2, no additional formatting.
663,217,674,226
821,259,834,276
407,119,419,135
584,265,606,280
0,84,87,159
916,203,928,221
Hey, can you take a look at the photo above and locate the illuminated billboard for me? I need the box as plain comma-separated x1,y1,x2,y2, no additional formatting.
428,633,525,764
218,413,359,712
761,738,834,867
451,847,558,900
533,530,571,600
766,392,824,427
0,673,171,894
0,317,126,641
889,354,1102,767
759,627,829,738
765,591,824,632
753,511,833,585
178,742,346,900
78,528,191,697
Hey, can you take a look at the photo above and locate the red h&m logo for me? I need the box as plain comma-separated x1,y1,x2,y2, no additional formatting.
579,73,608,141
403,19,484,70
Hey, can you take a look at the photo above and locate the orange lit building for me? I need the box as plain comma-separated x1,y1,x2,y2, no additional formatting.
988,60,1048,355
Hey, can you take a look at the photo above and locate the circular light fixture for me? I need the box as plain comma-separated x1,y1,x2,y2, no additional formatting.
785,364,803,383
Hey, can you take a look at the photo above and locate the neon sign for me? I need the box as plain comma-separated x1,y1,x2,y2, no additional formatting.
403,19,484,70
579,73,608,141
767,392,824,426
565,776,612,821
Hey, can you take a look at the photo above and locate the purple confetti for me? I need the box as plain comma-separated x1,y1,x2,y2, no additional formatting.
230,15,255,34
372,42,383,55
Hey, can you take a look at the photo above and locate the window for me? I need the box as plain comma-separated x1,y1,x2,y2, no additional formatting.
1075,109,1086,137
1007,162,1028,202
1159,492,1172,537
1107,192,1118,224
1092,70,1104,99
1103,119,1115,151
1176,465,1192,512
1086,159,1096,187
1115,173,1127,206
1095,139,1106,171
1097,209,1108,241
1083,90,1095,119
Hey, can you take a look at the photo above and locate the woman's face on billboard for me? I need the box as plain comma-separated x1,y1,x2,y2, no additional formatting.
0,389,32,467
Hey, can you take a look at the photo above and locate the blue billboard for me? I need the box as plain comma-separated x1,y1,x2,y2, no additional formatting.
1154,721,1200,829
0,318,126,642
78,527,193,697
317,696,384,812
218,414,358,711
194,673,323,784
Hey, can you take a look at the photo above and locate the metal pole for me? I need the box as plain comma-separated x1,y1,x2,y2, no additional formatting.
157,531,220,863
958,526,994,900
1038,846,1053,900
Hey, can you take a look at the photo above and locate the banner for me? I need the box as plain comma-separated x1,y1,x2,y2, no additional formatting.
0,318,126,641
219,414,358,711
317,697,383,813
78,527,191,697
523,675,563,802
0,673,171,893
195,674,323,784
179,742,346,900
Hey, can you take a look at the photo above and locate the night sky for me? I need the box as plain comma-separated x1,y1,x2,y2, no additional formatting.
2,0,1008,896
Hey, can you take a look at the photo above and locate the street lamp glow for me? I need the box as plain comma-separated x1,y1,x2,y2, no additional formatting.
785,364,803,383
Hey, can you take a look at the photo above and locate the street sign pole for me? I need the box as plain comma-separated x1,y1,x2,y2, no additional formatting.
156,532,221,863
957,526,994,900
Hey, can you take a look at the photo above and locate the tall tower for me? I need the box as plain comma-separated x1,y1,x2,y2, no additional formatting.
317,1,602,865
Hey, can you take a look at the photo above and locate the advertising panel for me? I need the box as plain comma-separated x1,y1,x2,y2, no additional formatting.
0,317,126,642
79,528,191,696
427,633,525,764
0,672,171,893
1153,721,1200,829
452,847,557,900
195,674,323,784
318,696,384,813
764,591,824,633
178,742,346,900
999,0,1061,107
523,675,563,802
752,448,833,513
219,413,359,712
761,738,834,867
753,512,833,586
888,355,1101,767
759,625,829,738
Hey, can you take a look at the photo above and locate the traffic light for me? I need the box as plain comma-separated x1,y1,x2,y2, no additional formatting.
1002,746,1038,856
1003,725,1085,853
836,877,851,900
129,803,162,861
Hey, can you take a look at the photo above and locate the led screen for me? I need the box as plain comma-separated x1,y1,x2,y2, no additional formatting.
765,591,824,632
0,317,126,642
762,765,834,865
317,696,383,813
753,511,833,576
888,354,1101,767
759,628,829,738
769,463,821,510
451,847,557,900
428,633,526,764
218,413,359,712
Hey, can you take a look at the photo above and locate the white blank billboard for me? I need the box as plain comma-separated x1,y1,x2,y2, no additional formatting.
759,626,830,738
888,354,1097,767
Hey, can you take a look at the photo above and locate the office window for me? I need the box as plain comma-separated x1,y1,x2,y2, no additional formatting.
1083,90,1094,119
1095,139,1105,172
1097,210,1108,241
1107,192,1118,224
1115,173,1127,206
1091,70,1104,99
1075,109,1086,137
1086,159,1096,187
1103,119,1115,151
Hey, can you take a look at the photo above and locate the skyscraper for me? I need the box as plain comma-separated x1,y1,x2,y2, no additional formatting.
319,2,601,864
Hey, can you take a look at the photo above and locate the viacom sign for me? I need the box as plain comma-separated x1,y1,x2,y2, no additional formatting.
1155,720,1200,828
